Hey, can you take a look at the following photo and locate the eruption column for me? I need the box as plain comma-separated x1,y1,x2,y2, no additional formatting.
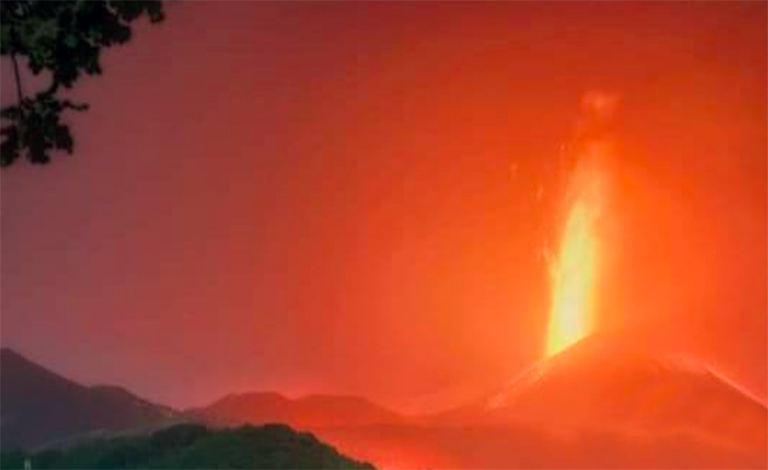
545,93,614,357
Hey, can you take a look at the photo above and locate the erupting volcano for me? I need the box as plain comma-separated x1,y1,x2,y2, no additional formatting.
1,2,766,470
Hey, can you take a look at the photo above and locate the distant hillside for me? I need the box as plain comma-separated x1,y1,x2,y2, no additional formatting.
193,391,405,429
0,423,375,469
315,332,768,469
0,348,178,450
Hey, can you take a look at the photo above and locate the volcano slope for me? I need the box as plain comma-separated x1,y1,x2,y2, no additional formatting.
317,332,767,469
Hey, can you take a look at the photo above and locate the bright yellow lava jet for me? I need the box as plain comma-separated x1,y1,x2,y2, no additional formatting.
545,164,602,357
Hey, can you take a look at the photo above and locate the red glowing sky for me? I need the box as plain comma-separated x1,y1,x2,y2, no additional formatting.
1,1,765,412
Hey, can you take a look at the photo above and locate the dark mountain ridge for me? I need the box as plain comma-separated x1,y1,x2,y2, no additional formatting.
192,391,406,429
1,347,177,451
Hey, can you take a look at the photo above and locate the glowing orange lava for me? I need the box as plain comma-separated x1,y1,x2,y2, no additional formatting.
545,160,603,357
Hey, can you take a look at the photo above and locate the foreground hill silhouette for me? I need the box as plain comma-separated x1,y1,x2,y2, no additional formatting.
0,423,374,469
0,348,178,450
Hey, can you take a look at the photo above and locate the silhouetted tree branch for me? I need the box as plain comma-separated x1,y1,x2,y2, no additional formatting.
10,53,23,103
0,0,165,167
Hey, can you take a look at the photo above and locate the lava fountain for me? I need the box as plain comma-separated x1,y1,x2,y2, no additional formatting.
545,170,601,356
545,93,615,357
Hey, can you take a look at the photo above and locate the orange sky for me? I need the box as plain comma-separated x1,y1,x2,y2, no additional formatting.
1,1,766,412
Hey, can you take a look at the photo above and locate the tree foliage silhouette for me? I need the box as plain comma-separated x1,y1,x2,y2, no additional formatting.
0,1,164,167
0,424,376,469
